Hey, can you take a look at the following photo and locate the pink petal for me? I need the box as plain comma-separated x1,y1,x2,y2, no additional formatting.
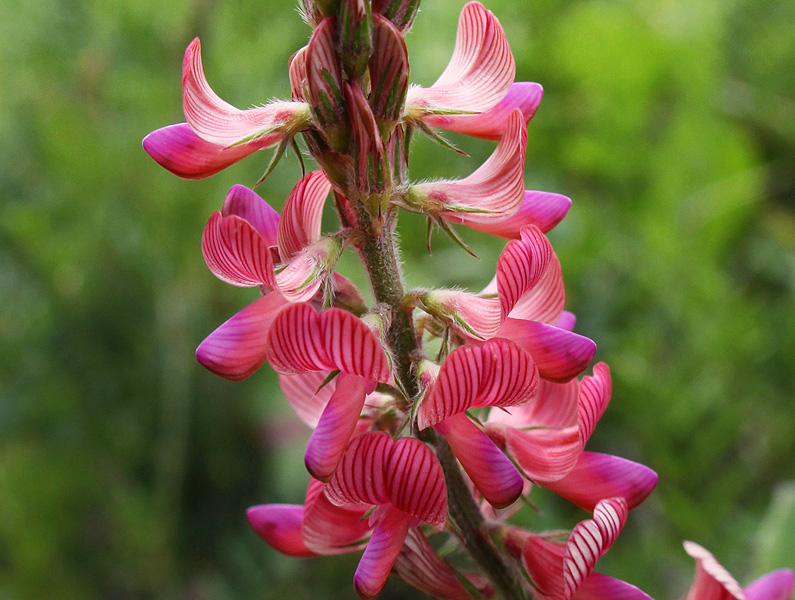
289,46,308,101
497,225,554,320
578,363,611,449
394,528,496,600
387,438,448,529
306,19,346,132
354,507,411,599
196,293,290,381
556,311,577,332
435,413,523,509
302,478,372,555
417,338,539,429
246,504,315,557
406,1,515,114
201,211,277,288
305,374,368,481
514,533,566,598
221,184,280,247
273,243,326,302
325,431,393,507
182,37,307,146
277,171,332,260
502,423,581,483
424,81,543,141
507,251,565,325
498,319,597,383
369,15,409,125
683,541,746,600
543,452,658,512
142,123,268,180
458,189,572,238
744,570,795,600
572,573,655,600
424,290,501,340
487,377,579,429
278,371,336,428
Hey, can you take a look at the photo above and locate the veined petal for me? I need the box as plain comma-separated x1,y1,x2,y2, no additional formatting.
578,363,611,449
302,478,372,555
508,252,566,325
354,507,411,600
289,46,308,101
306,18,347,132
456,190,572,239
246,504,315,557
683,541,746,600
369,15,409,126
273,240,328,303
513,532,566,599
305,374,368,481
435,413,523,509
201,211,277,288
326,431,392,507
222,184,280,248
277,171,332,260
419,290,501,340
182,38,309,146
502,424,581,483
278,371,336,428
498,319,597,383
417,338,539,429
744,570,795,600
543,452,658,512
486,377,579,429
196,293,290,381
405,1,515,115
497,225,554,320
387,438,448,529
142,123,269,179
572,573,655,600
424,81,543,141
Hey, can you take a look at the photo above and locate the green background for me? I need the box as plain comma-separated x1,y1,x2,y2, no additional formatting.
1,0,793,598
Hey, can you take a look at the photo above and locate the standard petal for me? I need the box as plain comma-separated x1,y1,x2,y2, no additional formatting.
302,478,372,555
683,541,746,600
572,573,655,600
497,225,554,320
196,293,290,381
353,507,411,600
578,363,611,449
744,570,795,600
277,171,332,260
387,438,448,529
221,184,280,247
246,504,315,557
142,123,268,179
487,377,579,429
502,424,581,483
508,251,566,324
278,371,336,428
326,431,392,507
458,189,572,238
435,413,523,509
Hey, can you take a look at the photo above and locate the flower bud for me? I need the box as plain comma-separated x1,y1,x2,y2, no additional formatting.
368,15,408,138
339,0,373,79
372,0,420,33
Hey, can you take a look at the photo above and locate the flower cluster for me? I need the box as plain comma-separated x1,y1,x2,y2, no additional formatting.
143,1,794,599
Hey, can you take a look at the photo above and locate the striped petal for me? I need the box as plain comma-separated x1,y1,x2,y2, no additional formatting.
498,319,597,383
272,240,330,303
435,413,523,509
201,211,277,288
369,15,409,126
266,303,391,382
424,81,543,141
572,573,655,600
744,570,795,600
278,371,336,428
418,290,501,340
302,478,372,555
456,189,572,239
502,422,581,483
417,338,539,429
497,226,554,321
405,1,515,115
288,46,308,101
305,374,368,481
277,171,332,260
683,541,746,600
325,432,392,507
196,293,290,381
182,38,309,146
543,452,658,512
508,252,566,325
578,363,611,449
487,377,579,429
354,507,411,600
246,504,315,557
513,533,566,599
221,184,280,248
142,123,269,179
387,438,448,529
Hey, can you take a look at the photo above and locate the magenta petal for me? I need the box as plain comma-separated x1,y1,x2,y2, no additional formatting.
578,363,612,449
222,184,280,247
497,225,554,320
196,293,289,381
278,371,335,428
354,507,411,600
387,438,448,529
498,319,597,383
305,374,368,481
436,414,523,509
302,479,371,555
460,190,572,238
683,541,746,600
556,310,577,332
277,171,332,260
744,569,795,600
572,573,655,600
326,431,393,507
246,504,315,557
544,452,658,512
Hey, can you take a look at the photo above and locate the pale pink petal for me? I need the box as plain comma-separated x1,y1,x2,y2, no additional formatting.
406,1,515,114
424,290,501,340
277,171,332,260
302,478,372,555
182,38,308,146
458,189,572,238
273,244,325,302
387,438,448,529
556,311,577,332
246,504,315,557
278,371,335,428
289,46,308,101
325,431,392,507
142,123,269,179
507,252,566,325
572,573,655,600
543,452,658,512
394,528,495,600
354,507,411,599
196,293,290,381
744,570,794,600
305,374,368,481
498,319,597,383
683,541,746,600
487,377,579,429
424,81,543,141
435,413,523,509
497,225,554,320
501,424,581,483
578,363,611,449
221,184,280,247
201,211,277,288
417,338,539,429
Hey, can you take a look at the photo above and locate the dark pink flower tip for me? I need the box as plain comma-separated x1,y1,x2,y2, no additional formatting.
353,507,411,599
683,541,746,600
461,190,572,239
221,184,280,247
142,123,268,180
572,573,655,600
246,504,315,557
744,569,795,600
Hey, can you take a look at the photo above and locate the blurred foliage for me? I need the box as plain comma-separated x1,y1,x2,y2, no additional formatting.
1,0,793,599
